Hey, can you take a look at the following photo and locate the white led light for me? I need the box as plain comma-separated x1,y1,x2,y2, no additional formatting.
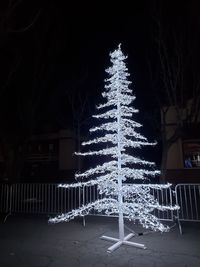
49,44,179,250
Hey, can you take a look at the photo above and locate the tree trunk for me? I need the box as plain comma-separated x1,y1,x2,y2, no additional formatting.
77,123,81,171
160,143,168,183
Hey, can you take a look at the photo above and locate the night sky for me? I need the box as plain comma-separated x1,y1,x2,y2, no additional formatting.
0,1,200,162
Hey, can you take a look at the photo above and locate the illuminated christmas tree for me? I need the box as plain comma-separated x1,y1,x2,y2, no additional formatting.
49,44,178,253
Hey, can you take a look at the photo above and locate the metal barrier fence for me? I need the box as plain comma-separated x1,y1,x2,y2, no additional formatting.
175,184,200,234
90,185,174,222
10,184,84,214
2,183,200,234
0,183,174,222
0,183,10,213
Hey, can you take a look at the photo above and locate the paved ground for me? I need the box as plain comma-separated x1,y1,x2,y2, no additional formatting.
0,214,200,267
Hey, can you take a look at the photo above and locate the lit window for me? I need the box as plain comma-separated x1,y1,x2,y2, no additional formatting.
183,141,200,168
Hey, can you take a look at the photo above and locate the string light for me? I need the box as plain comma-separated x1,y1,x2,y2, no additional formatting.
49,44,179,251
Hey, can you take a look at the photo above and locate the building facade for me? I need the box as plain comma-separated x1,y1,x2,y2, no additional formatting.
161,104,200,184
0,130,80,183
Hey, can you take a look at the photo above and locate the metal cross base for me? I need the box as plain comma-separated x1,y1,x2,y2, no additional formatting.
100,233,147,253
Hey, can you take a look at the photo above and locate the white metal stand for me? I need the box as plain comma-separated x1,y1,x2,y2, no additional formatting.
99,99,147,253
100,233,146,253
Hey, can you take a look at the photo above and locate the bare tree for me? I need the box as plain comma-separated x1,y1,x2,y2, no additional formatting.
0,2,54,181
67,88,91,172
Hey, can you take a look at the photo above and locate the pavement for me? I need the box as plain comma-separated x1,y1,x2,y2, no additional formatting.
0,214,200,267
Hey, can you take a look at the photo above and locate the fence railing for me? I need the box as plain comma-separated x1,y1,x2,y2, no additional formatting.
10,184,84,214
0,183,174,220
89,185,174,222
0,183,9,213
1,183,200,234
175,184,200,234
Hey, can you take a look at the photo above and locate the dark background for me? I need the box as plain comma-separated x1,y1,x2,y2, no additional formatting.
0,0,200,167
